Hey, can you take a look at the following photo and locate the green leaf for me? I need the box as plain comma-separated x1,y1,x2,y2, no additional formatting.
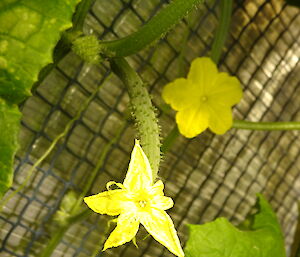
0,0,81,103
0,0,81,199
184,194,286,257
0,99,21,198
290,202,300,257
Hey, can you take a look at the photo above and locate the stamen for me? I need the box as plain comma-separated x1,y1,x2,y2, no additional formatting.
138,200,147,208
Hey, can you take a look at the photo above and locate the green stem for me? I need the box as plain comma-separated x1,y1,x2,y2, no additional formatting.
41,227,68,257
37,75,128,257
55,0,96,60
33,0,94,91
161,119,300,153
52,0,96,63
39,121,125,257
90,218,114,257
0,75,106,212
110,58,160,178
70,121,126,213
72,0,95,32
232,120,300,130
297,247,300,257
40,210,91,257
210,0,233,63
98,0,204,57
161,126,179,153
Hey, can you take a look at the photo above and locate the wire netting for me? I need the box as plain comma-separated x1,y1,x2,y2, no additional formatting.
1,0,300,256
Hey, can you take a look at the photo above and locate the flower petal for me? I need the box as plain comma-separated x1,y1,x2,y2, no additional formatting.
123,140,153,191
150,181,173,210
188,57,218,86
84,189,128,216
140,209,184,257
208,104,233,134
176,106,209,138
162,78,200,111
103,212,140,250
209,73,243,106
150,180,164,196
151,196,174,210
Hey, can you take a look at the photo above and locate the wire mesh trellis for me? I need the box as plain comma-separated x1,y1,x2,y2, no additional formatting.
1,0,300,256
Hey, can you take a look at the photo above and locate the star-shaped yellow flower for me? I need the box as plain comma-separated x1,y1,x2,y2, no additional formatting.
162,57,243,138
84,140,184,257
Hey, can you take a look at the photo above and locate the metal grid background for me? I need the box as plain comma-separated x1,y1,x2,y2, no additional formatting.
1,0,300,256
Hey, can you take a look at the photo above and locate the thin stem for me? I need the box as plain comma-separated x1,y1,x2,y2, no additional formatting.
33,0,94,91
232,120,300,130
161,119,300,153
98,0,204,57
72,0,96,32
90,218,114,257
161,126,179,153
0,77,105,213
110,58,160,178
51,0,96,64
40,227,69,257
40,210,91,257
70,121,126,213
210,0,233,63
39,122,125,257
34,74,126,257
296,246,300,257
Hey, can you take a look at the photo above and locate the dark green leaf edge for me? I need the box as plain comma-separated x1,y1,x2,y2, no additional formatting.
0,99,21,199
184,194,286,257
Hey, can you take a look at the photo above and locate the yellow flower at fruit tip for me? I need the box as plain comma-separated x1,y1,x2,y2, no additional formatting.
162,57,243,138
84,140,184,257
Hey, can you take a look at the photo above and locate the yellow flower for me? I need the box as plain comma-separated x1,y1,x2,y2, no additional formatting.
84,140,184,257
162,57,243,138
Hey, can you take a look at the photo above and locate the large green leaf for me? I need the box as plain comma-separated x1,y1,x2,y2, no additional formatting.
184,194,286,257
0,99,20,198
0,0,81,103
0,0,81,198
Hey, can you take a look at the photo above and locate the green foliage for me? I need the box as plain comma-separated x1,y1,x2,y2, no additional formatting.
290,203,300,257
0,0,81,104
184,194,286,257
0,99,21,199
0,0,81,199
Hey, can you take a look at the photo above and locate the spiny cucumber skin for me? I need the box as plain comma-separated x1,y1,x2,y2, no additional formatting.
130,82,160,175
110,58,160,178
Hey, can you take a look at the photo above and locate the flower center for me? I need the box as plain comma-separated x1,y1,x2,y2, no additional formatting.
138,200,148,208
201,95,208,102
